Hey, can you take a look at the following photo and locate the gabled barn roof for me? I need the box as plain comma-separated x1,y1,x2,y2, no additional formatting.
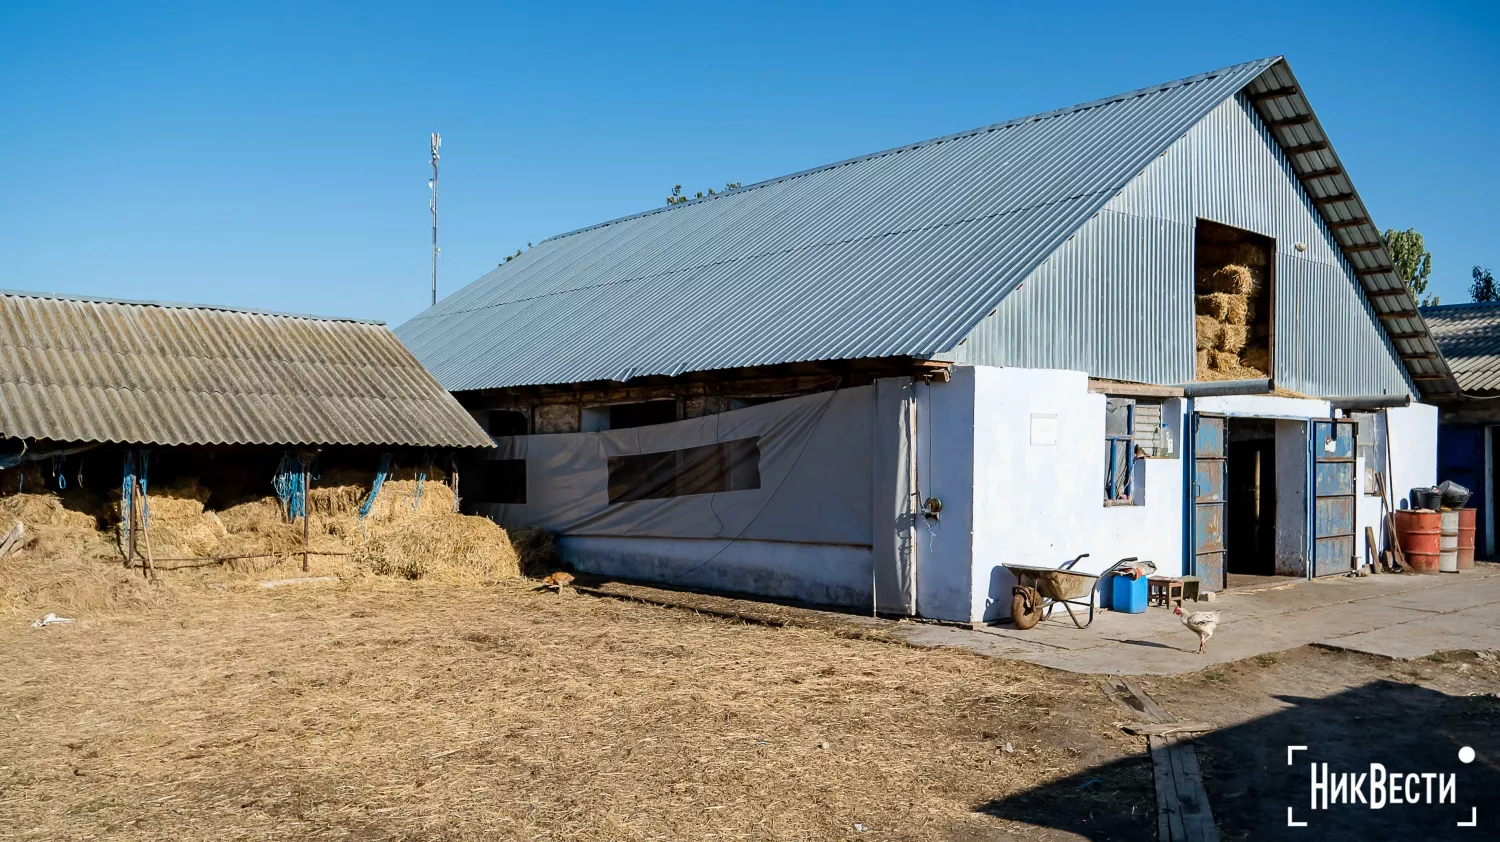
1420,301,1500,395
0,290,494,448
397,57,1456,398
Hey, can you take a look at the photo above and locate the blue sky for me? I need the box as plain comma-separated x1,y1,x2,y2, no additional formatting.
2,1,1496,326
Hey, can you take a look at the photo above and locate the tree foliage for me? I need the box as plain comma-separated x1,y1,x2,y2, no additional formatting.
1472,266,1499,303
1381,228,1437,305
667,182,743,205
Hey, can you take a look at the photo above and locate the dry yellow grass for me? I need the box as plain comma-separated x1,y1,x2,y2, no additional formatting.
0,578,1139,841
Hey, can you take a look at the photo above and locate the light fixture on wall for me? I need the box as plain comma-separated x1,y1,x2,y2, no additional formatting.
1295,242,1308,252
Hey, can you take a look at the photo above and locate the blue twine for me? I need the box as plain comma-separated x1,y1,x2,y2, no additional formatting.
359,454,394,519
273,451,309,521
121,449,150,544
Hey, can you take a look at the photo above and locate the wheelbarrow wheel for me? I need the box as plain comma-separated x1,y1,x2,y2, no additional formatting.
1011,586,1043,630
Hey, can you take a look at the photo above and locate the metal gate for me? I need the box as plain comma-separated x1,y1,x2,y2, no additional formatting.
1191,414,1227,591
1311,420,1357,578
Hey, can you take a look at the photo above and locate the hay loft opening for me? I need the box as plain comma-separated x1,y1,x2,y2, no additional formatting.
1194,220,1273,381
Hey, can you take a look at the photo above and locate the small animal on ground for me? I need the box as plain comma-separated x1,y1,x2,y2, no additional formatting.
540,571,575,591
1174,605,1220,654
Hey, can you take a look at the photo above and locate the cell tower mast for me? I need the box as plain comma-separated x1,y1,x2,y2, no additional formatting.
429,132,441,306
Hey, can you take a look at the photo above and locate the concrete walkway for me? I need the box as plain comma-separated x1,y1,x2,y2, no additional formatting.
893,563,1500,674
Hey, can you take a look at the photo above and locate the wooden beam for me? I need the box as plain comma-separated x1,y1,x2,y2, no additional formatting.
1401,352,1440,360
1285,141,1330,156
1327,216,1371,229
1268,114,1315,128
1356,266,1395,276
1341,242,1386,253
1412,374,1452,381
1088,379,1185,398
1313,191,1358,205
1377,311,1419,319
1298,166,1343,180
1387,331,1426,340
1365,288,1408,298
1249,85,1299,101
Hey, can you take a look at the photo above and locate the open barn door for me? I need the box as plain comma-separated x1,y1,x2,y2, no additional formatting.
1191,414,1227,591
1310,420,1357,578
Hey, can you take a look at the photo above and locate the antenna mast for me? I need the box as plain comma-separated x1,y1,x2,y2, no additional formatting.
429,132,441,306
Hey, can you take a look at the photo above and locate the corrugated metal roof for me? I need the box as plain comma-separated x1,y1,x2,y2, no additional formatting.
1420,302,1500,394
398,57,1282,391
1240,61,1457,399
0,290,494,448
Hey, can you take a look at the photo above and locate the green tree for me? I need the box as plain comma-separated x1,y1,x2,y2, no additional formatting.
1472,266,1498,302
666,182,743,205
1380,228,1437,305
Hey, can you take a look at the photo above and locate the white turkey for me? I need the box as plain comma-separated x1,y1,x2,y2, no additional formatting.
1173,605,1220,654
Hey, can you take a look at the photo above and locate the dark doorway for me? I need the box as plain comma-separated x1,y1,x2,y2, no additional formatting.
1226,418,1277,577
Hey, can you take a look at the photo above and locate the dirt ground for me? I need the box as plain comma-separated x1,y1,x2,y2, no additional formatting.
3,576,1497,842
0,578,1146,842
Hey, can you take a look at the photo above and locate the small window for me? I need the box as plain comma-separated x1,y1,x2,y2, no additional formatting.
1105,398,1136,503
487,409,529,436
609,400,678,430
608,437,761,503
464,459,526,504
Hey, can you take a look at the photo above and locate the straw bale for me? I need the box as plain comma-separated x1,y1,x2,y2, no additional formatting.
1195,349,1211,380
1209,351,1241,372
1196,293,1248,325
353,514,520,584
1217,323,1248,353
1241,345,1271,373
1198,264,1260,296
1195,315,1222,351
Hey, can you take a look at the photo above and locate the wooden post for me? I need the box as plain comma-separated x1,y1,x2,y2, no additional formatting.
301,461,310,572
136,477,155,580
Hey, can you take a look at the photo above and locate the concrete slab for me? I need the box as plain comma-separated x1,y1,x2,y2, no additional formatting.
1319,601,1500,659
891,563,1500,675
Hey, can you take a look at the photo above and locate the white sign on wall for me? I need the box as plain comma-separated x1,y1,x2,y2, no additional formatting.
1030,413,1059,446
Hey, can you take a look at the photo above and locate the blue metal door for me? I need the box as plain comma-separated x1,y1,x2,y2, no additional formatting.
1311,420,1357,578
1192,414,1227,591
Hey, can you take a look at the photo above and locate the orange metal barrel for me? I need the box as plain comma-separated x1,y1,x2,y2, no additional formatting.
1395,509,1442,574
1456,507,1477,570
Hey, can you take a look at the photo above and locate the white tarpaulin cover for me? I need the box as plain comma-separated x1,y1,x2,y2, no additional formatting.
472,382,919,611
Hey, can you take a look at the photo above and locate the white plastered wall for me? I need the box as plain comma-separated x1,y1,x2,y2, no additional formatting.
920,366,1187,624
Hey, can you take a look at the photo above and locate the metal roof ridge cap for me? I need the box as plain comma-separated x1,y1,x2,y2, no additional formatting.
0,288,386,326
536,56,1285,245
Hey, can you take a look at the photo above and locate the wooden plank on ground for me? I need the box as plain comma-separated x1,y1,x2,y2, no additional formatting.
1149,735,1185,841
1120,677,1176,725
1172,735,1221,842
1122,722,1214,737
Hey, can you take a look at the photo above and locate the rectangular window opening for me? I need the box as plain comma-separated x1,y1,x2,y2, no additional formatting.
1105,397,1143,505
1194,219,1274,382
464,459,527,505
608,437,761,503
487,409,529,436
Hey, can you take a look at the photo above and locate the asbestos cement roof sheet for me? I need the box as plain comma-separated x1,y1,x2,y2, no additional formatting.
398,58,1281,391
0,290,494,448
1421,301,1500,394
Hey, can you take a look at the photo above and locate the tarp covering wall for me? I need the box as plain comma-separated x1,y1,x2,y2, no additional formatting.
473,384,918,609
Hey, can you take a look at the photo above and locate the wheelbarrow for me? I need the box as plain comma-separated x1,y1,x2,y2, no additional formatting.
1005,554,1140,630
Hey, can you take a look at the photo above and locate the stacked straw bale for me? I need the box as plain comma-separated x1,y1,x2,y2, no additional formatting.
1193,262,1272,381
